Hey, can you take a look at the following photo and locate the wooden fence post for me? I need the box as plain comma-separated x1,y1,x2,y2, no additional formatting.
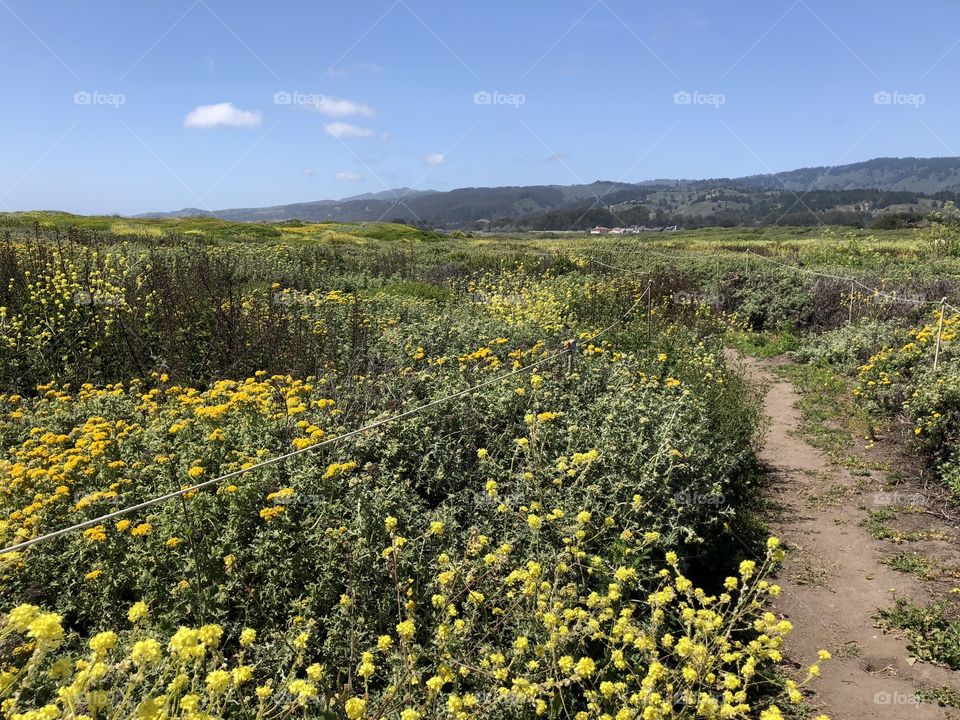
934,298,947,371
646,281,653,344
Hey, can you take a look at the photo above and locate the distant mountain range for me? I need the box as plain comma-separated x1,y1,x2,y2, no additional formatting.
138,157,960,230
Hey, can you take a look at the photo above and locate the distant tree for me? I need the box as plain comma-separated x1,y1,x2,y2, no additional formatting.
871,212,923,230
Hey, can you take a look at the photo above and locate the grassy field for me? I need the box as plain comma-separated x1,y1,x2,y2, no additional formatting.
1,212,958,719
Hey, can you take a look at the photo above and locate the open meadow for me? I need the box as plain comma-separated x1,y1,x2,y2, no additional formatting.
1,213,960,719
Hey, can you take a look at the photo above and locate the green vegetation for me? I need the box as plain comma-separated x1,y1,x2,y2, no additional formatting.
916,684,960,709
880,552,943,581
0,215,847,720
725,331,800,359
878,598,960,670
2,209,959,718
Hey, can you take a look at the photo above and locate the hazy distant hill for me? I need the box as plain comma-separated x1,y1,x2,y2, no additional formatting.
138,156,960,230
139,182,645,226
733,157,960,194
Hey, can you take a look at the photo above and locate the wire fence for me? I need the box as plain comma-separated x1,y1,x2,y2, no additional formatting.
582,243,960,312
0,264,650,556
740,250,960,313
3,243,958,556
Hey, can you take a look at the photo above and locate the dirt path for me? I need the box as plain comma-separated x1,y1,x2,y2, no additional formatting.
733,352,960,720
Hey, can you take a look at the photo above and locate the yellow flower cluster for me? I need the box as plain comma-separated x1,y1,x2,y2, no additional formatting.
0,372,341,559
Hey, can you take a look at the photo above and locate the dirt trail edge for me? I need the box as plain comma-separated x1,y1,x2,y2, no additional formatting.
731,352,960,720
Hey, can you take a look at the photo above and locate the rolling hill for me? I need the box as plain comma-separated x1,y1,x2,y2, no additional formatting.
138,156,960,230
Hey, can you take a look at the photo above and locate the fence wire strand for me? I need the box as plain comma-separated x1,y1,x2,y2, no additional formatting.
3,242,957,556
0,263,649,556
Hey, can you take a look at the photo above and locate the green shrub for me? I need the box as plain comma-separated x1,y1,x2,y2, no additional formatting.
793,319,905,370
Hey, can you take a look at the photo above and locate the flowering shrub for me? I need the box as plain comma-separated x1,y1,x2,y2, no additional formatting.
792,319,903,371
856,309,960,488
0,324,759,642
855,310,958,429
0,228,823,718
0,540,828,720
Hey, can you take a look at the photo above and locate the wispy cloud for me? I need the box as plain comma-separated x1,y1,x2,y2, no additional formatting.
312,96,374,118
324,122,375,139
424,152,445,167
184,102,262,129
335,170,363,181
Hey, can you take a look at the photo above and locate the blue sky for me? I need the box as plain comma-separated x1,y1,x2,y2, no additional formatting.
1,0,958,215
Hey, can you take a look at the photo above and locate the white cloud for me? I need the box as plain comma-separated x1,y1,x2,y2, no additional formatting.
325,122,375,139
184,102,262,129
424,152,445,167
335,171,363,182
300,168,316,177
313,96,374,118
